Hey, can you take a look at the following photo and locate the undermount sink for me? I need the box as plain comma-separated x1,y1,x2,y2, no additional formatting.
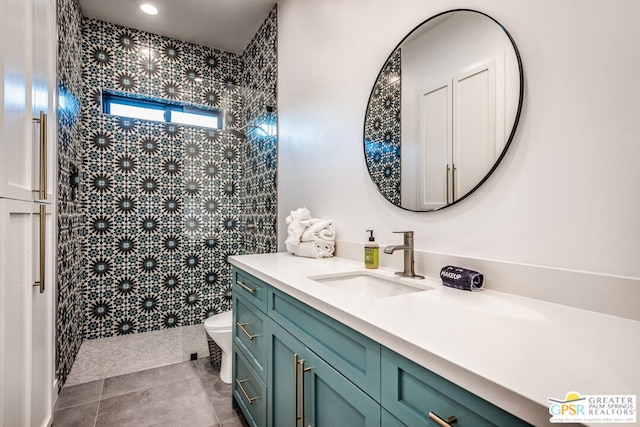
309,271,432,299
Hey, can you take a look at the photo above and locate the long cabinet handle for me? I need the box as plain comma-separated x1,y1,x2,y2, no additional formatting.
235,378,259,405
32,111,47,200
299,358,306,426
236,322,258,340
446,164,451,204
428,411,457,427
33,204,45,293
294,353,299,426
451,163,456,203
236,280,256,294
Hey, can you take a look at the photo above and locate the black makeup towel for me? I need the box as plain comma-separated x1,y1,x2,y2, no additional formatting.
440,266,484,291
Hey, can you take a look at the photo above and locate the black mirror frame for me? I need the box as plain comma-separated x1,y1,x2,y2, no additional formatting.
363,8,524,212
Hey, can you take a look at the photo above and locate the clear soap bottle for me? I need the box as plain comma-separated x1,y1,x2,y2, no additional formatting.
364,230,379,269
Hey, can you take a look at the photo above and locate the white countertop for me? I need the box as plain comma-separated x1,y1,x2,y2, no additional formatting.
228,253,640,426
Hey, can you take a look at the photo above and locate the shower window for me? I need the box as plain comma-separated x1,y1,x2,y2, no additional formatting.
102,91,223,129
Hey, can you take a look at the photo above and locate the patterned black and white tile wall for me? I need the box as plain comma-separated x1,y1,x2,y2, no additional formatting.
364,48,401,205
79,10,277,339
240,6,278,255
57,0,86,388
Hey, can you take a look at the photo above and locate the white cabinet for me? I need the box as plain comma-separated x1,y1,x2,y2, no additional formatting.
1,0,57,425
1,0,56,203
0,200,55,427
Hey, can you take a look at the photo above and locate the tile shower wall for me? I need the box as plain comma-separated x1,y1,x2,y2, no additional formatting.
240,7,278,254
57,0,86,387
80,9,277,339
364,48,401,205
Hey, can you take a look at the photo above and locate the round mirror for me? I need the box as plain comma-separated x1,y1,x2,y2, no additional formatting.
364,9,523,211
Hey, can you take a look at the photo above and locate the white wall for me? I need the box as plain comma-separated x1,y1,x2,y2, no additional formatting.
277,0,640,280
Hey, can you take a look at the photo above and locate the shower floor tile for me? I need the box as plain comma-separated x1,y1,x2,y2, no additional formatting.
65,328,184,386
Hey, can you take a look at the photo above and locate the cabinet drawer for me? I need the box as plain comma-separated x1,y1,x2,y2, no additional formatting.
381,347,531,427
233,350,267,427
233,294,267,380
268,287,381,401
233,267,268,312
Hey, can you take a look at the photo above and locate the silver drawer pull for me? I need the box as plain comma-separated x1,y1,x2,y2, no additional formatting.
235,378,259,405
237,322,259,340
428,412,457,427
236,280,256,293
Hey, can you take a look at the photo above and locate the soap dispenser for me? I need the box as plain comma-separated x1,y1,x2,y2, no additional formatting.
364,230,379,269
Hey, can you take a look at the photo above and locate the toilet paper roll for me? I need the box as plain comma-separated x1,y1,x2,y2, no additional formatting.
440,266,484,291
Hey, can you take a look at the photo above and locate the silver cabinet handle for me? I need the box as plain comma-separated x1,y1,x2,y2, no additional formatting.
236,322,258,340
33,204,45,293
299,358,306,426
294,353,299,426
32,111,47,200
236,280,256,294
428,411,457,427
235,378,259,405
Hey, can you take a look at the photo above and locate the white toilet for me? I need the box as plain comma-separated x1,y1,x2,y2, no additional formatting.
204,310,233,383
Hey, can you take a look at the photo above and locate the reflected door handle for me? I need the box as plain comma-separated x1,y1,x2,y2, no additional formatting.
451,163,456,202
446,164,451,204
33,204,45,293
32,111,47,200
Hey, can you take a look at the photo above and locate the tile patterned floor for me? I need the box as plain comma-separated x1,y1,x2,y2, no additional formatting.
52,358,248,427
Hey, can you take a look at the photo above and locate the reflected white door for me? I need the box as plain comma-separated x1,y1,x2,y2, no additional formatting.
419,81,452,210
453,60,497,198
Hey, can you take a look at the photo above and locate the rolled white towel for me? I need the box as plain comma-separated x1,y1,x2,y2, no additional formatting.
285,242,299,254
301,218,335,242
285,207,311,225
285,207,312,248
285,221,308,247
294,239,335,259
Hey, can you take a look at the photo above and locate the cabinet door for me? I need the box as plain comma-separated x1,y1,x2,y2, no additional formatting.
30,0,57,203
0,0,56,202
0,199,55,427
302,349,380,427
267,320,380,427
267,318,305,427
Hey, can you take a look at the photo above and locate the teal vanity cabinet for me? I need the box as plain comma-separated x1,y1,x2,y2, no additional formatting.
381,347,532,427
231,266,531,427
232,267,380,427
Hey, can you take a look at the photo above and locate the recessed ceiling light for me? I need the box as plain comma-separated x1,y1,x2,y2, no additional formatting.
139,3,158,15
